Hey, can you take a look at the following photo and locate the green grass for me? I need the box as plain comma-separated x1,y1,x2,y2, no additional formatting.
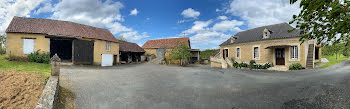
0,55,51,77
321,54,350,68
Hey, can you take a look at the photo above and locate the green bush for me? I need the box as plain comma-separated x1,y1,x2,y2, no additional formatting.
262,63,272,69
0,46,5,54
239,62,248,68
289,63,303,70
249,60,256,69
28,50,50,64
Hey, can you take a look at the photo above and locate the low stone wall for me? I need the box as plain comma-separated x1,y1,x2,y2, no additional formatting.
210,56,223,68
35,76,59,109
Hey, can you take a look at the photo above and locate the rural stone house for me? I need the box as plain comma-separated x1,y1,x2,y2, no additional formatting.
142,37,200,63
119,40,145,64
5,16,119,66
214,23,321,69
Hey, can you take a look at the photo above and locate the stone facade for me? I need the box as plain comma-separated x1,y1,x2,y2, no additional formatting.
220,37,321,68
6,33,119,65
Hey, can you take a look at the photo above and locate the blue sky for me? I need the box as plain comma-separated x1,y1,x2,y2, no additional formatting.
0,0,301,50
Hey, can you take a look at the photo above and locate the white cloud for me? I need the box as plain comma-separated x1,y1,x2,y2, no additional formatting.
226,0,301,28
0,0,45,33
34,1,53,14
182,20,212,35
120,31,149,41
181,8,200,19
217,16,228,20
129,8,138,16
49,0,147,41
180,19,243,49
215,8,222,12
212,20,243,32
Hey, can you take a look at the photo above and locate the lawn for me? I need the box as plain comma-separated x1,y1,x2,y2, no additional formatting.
321,54,350,68
0,55,51,77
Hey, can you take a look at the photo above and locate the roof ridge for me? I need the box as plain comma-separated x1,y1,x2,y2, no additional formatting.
148,37,189,41
14,16,109,31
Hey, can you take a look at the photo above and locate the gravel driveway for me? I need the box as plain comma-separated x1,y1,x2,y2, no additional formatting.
60,60,350,109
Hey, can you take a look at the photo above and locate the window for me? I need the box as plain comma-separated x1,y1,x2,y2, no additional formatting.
290,46,298,59
264,32,268,38
236,48,240,58
253,47,259,59
23,39,34,54
106,41,111,51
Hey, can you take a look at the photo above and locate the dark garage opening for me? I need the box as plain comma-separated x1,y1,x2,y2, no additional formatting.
50,37,74,61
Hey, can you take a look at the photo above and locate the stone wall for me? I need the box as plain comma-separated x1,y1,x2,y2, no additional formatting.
220,37,313,67
35,76,59,109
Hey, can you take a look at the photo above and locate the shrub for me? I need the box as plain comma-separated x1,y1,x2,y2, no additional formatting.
28,50,50,64
262,63,272,69
289,63,303,70
239,62,248,68
249,60,256,69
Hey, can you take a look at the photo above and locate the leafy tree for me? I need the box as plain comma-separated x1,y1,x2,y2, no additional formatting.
169,43,192,66
0,34,5,54
200,49,219,59
117,36,127,41
322,43,344,60
289,0,350,45
0,34,5,46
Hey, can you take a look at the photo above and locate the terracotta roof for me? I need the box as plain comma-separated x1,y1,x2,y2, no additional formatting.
119,40,145,52
142,37,190,49
6,16,118,42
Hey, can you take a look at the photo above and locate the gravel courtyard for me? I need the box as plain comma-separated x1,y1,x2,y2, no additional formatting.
60,60,350,109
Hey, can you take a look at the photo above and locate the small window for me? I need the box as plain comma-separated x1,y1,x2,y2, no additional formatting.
264,32,268,38
290,46,298,59
253,47,259,59
23,39,34,54
236,48,240,58
106,41,111,51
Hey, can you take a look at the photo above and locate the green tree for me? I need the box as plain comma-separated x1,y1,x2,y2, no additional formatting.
0,34,5,54
323,43,344,60
117,36,127,41
169,43,192,66
289,0,350,45
200,49,219,59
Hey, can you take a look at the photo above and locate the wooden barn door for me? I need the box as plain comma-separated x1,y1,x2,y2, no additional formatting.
73,40,94,65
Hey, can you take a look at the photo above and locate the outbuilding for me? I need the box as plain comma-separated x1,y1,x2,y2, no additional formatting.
5,16,119,66
119,40,145,63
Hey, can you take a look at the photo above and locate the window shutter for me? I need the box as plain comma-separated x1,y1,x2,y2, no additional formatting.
23,39,34,54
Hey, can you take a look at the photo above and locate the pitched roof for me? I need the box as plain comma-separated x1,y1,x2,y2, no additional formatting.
119,40,145,52
142,37,191,49
6,16,118,42
220,23,301,46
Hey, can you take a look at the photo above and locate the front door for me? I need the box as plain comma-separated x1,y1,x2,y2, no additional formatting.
223,49,228,59
275,48,285,65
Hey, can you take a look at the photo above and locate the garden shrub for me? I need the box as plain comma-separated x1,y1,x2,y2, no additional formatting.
289,63,303,70
28,50,50,64
239,62,248,68
249,60,256,69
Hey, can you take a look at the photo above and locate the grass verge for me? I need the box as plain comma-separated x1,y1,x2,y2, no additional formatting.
0,55,51,77
57,86,75,109
321,54,350,68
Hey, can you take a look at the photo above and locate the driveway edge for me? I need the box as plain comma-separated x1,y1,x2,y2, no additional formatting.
35,76,59,109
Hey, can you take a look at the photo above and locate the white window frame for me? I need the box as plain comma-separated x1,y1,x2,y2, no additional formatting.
236,47,240,58
253,46,260,60
106,41,111,51
23,38,35,54
290,45,298,59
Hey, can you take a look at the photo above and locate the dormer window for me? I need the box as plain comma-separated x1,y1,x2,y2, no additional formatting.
230,36,237,43
264,32,268,38
263,28,270,39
